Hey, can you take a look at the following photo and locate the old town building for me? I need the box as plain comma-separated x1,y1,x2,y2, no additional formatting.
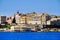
0,16,6,25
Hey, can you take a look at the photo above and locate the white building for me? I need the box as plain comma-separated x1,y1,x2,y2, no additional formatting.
15,12,21,24
47,18,60,25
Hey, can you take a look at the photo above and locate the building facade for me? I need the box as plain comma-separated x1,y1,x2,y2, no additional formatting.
6,11,51,25
26,12,42,24
47,18,60,25
0,16,6,25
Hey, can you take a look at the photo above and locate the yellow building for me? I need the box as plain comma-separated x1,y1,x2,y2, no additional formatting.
6,16,12,24
14,11,27,24
26,12,42,24
47,20,51,25
7,11,51,25
20,14,27,24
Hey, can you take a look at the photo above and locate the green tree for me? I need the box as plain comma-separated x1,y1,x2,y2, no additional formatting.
12,17,16,23
0,22,11,29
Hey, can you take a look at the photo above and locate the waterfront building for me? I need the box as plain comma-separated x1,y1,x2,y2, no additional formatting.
15,11,21,24
0,16,6,25
7,12,51,25
47,18,60,25
51,18,60,25
41,13,51,25
47,20,51,25
6,11,26,25
6,17,12,24
20,14,27,24
15,11,27,24
26,12,41,24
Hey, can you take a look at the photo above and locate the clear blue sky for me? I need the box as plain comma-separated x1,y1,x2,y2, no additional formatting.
0,0,60,16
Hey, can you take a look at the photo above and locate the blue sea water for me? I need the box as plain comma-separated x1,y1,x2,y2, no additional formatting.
0,32,60,40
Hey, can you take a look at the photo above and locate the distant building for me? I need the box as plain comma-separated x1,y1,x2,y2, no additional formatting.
41,13,51,25
26,12,41,24
20,14,27,24
47,18,60,25
15,11,26,24
15,12,21,24
6,16,12,24
6,12,51,26
0,16,6,25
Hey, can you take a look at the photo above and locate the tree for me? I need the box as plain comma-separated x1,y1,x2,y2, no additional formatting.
12,17,16,23
0,24,1,26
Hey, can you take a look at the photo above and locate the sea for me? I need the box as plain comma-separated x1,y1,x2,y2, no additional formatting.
0,32,60,40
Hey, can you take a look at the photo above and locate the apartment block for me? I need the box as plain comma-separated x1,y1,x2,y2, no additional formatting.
47,18,60,25
0,16,6,25
6,11,51,26
26,12,41,24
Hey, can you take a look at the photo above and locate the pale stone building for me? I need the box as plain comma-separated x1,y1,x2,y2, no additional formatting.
6,16,12,24
47,18,60,25
15,11,27,24
6,11,51,26
20,14,26,24
26,12,42,24
38,13,51,25
15,12,21,24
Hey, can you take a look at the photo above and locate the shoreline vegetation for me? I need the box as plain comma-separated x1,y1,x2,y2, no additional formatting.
0,28,60,32
0,23,60,32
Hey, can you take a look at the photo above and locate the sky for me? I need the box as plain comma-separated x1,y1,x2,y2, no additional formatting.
0,0,60,16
